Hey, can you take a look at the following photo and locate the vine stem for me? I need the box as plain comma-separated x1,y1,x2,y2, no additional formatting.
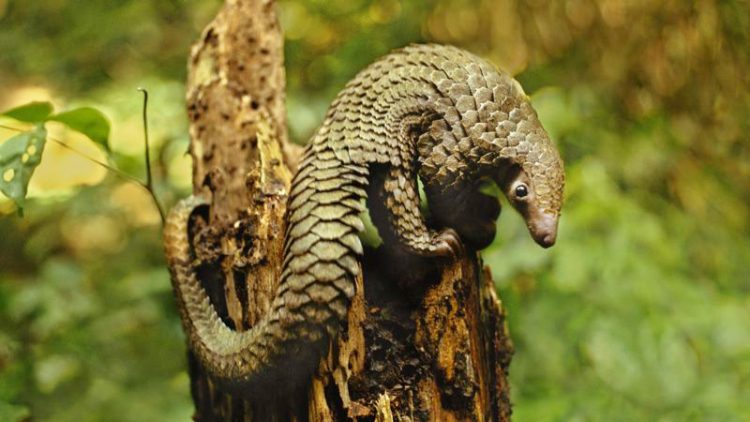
138,87,166,225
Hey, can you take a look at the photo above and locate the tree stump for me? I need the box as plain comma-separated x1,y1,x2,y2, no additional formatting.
176,0,514,420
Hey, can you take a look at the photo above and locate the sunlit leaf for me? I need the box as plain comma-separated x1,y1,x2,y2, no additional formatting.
48,107,110,150
1,101,54,123
0,125,47,213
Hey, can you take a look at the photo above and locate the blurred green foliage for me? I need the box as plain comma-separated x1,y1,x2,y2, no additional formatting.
1,0,748,420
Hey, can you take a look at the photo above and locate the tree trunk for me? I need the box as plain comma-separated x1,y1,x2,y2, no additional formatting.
179,0,514,420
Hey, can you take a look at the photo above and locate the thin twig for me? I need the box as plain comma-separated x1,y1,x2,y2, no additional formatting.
138,87,166,225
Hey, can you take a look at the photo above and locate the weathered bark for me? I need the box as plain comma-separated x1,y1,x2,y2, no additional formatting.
181,0,514,420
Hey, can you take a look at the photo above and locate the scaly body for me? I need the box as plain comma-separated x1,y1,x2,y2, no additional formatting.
164,44,564,391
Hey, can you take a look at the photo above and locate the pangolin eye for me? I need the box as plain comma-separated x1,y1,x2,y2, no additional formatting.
514,184,528,198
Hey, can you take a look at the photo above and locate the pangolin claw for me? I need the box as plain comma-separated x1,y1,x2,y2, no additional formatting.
434,228,464,259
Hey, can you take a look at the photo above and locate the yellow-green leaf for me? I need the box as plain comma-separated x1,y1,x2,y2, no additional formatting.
1,101,54,123
48,107,110,150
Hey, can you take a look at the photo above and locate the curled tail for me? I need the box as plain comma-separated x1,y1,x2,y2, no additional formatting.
163,154,366,391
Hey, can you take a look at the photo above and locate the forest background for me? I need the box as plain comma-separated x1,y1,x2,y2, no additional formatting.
0,0,748,420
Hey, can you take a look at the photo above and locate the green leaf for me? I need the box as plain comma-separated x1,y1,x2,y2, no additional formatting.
35,354,81,393
49,107,110,150
0,401,30,422
1,101,54,123
0,125,47,213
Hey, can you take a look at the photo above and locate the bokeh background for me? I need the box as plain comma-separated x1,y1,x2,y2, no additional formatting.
1,0,748,420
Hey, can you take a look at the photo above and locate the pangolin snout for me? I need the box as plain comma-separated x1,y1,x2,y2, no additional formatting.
530,212,558,248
